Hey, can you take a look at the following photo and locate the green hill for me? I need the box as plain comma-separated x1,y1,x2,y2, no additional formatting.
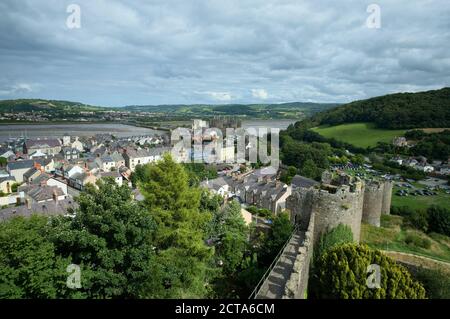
124,102,340,119
300,87,450,129
0,99,105,112
311,123,407,148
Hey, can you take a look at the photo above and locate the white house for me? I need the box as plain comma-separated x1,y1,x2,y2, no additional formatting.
47,177,68,195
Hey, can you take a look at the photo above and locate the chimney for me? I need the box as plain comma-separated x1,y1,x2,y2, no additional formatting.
26,199,32,209
52,189,58,203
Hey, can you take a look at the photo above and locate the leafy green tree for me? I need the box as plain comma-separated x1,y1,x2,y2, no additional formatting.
138,154,214,298
0,157,7,167
280,166,297,184
427,206,450,236
311,244,426,299
183,163,218,186
49,178,160,298
259,213,293,265
414,268,450,299
130,164,145,187
300,159,322,180
404,209,429,232
209,200,248,276
0,216,70,299
315,224,353,261
199,189,223,213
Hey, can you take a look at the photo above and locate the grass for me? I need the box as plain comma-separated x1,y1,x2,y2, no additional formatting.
361,215,450,263
391,185,450,210
311,122,406,148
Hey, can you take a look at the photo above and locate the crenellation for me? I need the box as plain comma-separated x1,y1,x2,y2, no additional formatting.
260,171,393,299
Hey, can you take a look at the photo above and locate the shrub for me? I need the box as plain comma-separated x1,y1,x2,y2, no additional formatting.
315,224,353,261
404,209,428,232
404,233,431,249
427,206,450,236
310,244,426,299
414,268,450,299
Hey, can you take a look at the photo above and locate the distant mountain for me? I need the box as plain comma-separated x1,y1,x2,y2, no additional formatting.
123,102,340,119
296,87,450,129
0,99,340,120
0,99,105,112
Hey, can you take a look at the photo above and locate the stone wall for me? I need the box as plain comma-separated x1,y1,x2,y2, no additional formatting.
362,180,384,227
381,180,393,215
287,178,365,243
283,211,315,299
311,182,364,243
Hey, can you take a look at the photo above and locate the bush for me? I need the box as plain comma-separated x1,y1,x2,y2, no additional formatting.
315,224,353,261
391,206,414,218
427,206,450,237
414,268,450,299
10,183,19,193
404,209,428,232
246,206,272,218
404,233,431,249
310,244,426,299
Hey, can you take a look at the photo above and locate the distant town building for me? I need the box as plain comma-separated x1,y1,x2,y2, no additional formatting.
392,136,408,147
24,138,62,155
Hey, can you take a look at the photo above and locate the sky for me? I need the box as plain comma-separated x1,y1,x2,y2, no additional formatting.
0,0,449,107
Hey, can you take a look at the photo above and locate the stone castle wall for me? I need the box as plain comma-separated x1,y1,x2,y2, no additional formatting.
381,180,393,215
311,183,364,243
283,211,315,299
265,174,393,299
287,180,365,243
362,180,384,227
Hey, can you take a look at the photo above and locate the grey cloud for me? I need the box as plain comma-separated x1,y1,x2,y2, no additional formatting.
0,0,448,106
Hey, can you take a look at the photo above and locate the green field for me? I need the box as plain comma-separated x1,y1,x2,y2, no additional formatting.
311,122,406,148
392,184,450,210
361,215,450,263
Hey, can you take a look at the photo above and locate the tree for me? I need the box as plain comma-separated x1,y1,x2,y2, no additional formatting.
48,178,160,298
427,206,450,236
280,166,297,184
130,164,145,187
138,154,214,298
414,268,450,299
311,244,426,299
300,159,321,180
259,213,293,265
209,200,248,276
315,224,353,262
0,216,70,299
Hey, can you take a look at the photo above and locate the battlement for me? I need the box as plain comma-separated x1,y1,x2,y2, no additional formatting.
261,172,393,299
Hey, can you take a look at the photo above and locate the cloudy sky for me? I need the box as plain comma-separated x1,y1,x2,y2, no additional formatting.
0,0,449,106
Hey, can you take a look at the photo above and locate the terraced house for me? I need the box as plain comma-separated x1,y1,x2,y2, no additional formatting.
24,138,62,155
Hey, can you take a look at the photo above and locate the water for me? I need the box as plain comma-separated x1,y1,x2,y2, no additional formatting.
0,120,297,142
0,123,164,141
242,119,296,130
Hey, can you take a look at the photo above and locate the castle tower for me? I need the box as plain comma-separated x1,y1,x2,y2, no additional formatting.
287,176,365,243
381,180,393,215
362,180,384,227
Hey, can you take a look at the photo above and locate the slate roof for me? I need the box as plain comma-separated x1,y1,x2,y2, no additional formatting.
23,167,40,180
0,198,77,221
25,138,61,149
0,176,15,183
7,160,34,171
291,175,319,189
27,185,64,202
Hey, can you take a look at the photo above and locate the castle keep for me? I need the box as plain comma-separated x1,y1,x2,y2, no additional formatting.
255,171,392,299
